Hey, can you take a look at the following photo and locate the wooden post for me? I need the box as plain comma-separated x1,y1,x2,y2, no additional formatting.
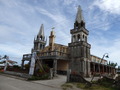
21,60,24,69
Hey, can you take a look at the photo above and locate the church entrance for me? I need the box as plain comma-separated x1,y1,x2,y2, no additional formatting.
44,60,53,68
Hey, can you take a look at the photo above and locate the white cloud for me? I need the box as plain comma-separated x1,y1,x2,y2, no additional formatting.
35,7,71,45
0,43,31,64
0,0,120,66
36,7,68,24
91,36,120,66
92,0,120,15
0,43,31,56
63,0,78,5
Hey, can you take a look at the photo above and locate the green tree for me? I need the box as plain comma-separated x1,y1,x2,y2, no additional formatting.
108,61,117,68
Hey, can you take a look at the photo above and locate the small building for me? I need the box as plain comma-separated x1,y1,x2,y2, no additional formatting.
90,55,116,75
0,64,5,69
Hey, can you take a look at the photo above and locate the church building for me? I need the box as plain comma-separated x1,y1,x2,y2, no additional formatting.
21,6,116,77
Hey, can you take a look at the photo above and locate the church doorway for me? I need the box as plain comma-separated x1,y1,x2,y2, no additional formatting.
44,60,53,68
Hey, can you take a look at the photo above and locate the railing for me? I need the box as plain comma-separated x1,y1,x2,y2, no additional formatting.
22,51,68,60
40,51,67,56
39,51,68,60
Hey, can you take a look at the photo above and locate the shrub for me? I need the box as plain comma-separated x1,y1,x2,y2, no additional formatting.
13,65,20,69
24,64,30,70
28,74,49,80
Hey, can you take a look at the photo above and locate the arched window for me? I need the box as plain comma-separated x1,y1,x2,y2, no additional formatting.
40,36,42,40
81,21,85,27
77,34,80,41
40,44,42,49
83,35,84,38
75,21,79,29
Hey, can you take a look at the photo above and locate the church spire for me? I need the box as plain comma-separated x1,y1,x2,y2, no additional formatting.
38,24,44,38
74,5,85,29
32,24,46,53
75,5,84,23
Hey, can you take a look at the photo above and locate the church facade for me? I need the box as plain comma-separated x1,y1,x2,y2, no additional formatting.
21,6,116,77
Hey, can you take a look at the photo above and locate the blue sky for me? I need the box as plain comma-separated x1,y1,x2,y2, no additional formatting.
0,0,120,66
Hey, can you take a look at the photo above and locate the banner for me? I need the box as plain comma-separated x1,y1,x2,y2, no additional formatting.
29,52,36,75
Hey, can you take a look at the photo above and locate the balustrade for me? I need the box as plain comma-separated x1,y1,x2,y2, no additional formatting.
40,51,67,57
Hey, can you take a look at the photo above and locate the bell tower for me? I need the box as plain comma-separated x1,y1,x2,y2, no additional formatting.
49,27,55,51
32,24,46,53
68,5,91,77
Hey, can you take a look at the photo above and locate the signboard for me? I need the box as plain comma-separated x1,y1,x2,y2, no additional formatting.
29,52,36,75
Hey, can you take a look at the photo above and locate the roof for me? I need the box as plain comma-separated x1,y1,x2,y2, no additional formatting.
38,24,44,37
91,54,107,62
54,43,68,48
40,43,68,52
7,60,17,64
75,5,84,23
0,64,5,66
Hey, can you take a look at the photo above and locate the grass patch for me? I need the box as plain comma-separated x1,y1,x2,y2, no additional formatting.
76,83,85,88
62,82,117,90
27,74,49,81
76,82,115,90
88,84,113,90
61,83,73,90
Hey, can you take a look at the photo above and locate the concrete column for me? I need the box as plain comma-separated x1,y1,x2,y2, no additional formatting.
99,64,100,73
81,46,83,57
86,60,88,76
74,47,76,57
107,66,108,73
102,65,104,73
53,59,57,76
108,66,109,74
38,43,40,50
86,47,88,58
79,60,81,72
77,46,79,57
84,60,86,76
105,66,108,73
79,46,81,57
21,60,24,69
95,64,96,72
86,47,90,59
93,63,95,73
67,69,71,82
84,47,86,58
87,60,91,77
81,60,84,76
110,67,112,73
42,45,43,49
88,48,90,59
109,67,110,74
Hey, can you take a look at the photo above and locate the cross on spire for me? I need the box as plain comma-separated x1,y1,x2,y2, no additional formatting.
52,27,55,31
